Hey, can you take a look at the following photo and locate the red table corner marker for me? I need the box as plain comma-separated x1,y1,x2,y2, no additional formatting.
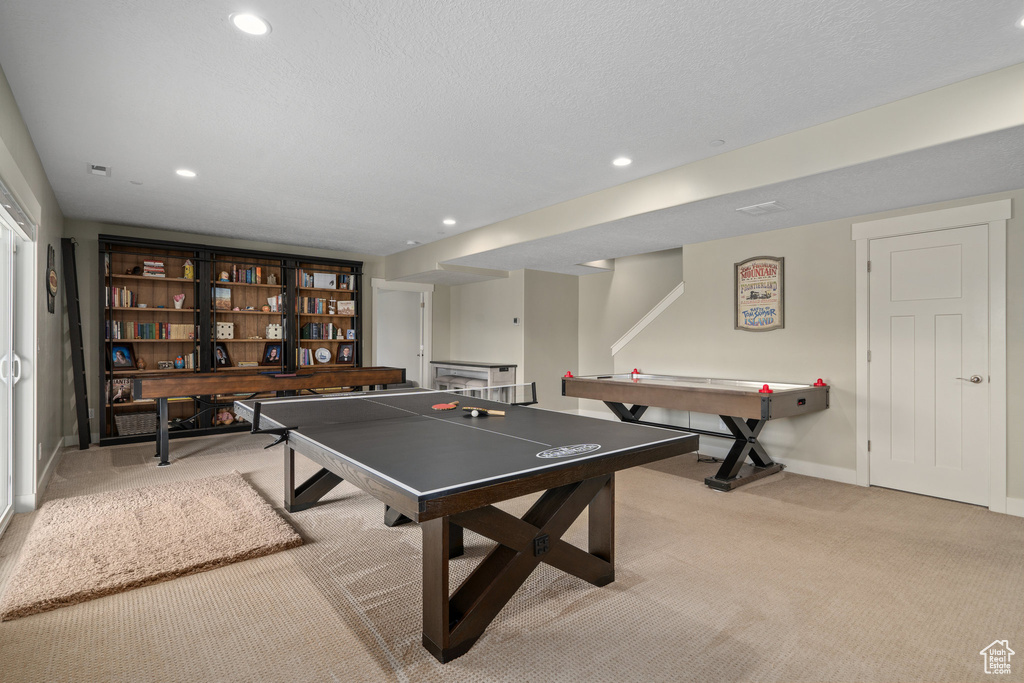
563,371,574,378
759,384,773,394
813,378,827,387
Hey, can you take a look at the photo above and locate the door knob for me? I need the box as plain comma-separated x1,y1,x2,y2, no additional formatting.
955,375,983,384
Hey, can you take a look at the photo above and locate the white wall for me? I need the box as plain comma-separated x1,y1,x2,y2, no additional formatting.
578,190,1022,498
524,270,578,410
449,271,525,372
444,270,578,409
0,63,65,510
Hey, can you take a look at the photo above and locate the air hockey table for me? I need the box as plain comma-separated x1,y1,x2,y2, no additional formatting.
562,372,829,491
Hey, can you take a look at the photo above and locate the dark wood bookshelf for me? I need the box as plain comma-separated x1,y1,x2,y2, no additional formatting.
99,235,362,445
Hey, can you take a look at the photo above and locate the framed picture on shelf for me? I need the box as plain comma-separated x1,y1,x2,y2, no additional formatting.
111,343,136,369
214,343,232,367
337,300,355,316
213,286,232,310
336,342,355,364
260,342,283,366
107,378,132,403
312,272,337,289
345,328,356,340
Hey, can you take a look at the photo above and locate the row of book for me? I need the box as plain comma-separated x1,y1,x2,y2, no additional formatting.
106,321,196,340
297,270,356,290
297,297,355,315
106,286,136,308
299,322,349,341
227,265,269,284
143,260,165,277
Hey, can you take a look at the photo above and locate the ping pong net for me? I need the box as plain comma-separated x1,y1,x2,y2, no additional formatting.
243,382,537,435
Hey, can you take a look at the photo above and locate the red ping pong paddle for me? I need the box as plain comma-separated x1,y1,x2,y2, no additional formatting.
432,400,460,411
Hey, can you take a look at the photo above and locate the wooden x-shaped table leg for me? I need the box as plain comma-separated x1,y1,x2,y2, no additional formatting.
704,416,782,491
421,474,615,663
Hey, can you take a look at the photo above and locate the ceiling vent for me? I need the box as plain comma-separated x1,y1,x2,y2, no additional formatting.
88,163,111,177
735,200,787,216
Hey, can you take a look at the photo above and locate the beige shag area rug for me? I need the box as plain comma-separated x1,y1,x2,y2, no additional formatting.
0,471,302,620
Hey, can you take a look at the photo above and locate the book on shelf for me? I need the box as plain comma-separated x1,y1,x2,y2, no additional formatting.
300,322,343,340
106,321,195,340
108,378,132,403
142,260,165,277
106,286,136,308
230,265,264,285
213,287,231,310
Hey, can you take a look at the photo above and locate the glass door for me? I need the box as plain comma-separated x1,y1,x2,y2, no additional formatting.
0,222,15,533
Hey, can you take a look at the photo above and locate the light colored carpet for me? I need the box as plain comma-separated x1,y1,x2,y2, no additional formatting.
0,435,1021,682
0,470,302,621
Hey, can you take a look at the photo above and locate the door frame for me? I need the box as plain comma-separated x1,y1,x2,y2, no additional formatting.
370,278,433,385
852,198,1008,512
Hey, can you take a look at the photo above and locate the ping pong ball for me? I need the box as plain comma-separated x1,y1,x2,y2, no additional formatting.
471,409,480,417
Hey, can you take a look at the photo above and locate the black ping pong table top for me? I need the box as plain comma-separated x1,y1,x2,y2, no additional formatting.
234,388,695,503
234,387,701,663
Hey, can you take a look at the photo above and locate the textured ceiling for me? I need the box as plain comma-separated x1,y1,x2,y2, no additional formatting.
447,127,1024,275
0,1,1022,266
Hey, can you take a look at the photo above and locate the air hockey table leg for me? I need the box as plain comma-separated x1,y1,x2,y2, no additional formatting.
704,416,783,491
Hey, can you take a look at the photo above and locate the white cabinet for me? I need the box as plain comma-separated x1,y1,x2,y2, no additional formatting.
430,360,516,401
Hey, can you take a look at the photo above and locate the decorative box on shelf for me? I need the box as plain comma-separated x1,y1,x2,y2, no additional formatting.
216,322,234,340
266,323,283,340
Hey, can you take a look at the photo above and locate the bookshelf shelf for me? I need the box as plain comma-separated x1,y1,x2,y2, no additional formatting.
100,236,362,446
110,274,195,283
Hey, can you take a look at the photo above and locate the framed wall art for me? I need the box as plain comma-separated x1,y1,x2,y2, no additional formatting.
735,256,784,332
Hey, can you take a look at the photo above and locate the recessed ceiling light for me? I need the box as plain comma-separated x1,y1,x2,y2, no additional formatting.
230,13,271,36
442,218,456,226
176,169,197,178
612,157,632,167
709,139,726,147
405,240,420,245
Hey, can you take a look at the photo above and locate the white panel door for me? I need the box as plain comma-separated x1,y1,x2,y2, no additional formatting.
375,288,423,386
0,224,14,531
868,224,989,505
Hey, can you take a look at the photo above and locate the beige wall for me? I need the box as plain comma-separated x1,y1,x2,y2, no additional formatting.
0,63,65,509
449,271,525,374
443,269,577,409
524,270,578,410
578,190,1022,499
62,219,382,441
430,284,451,362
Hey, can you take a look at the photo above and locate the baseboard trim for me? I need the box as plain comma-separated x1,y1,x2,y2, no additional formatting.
1006,497,1024,518
15,441,62,512
773,457,858,485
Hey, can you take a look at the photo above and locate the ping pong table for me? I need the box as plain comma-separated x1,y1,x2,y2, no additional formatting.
234,388,698,663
